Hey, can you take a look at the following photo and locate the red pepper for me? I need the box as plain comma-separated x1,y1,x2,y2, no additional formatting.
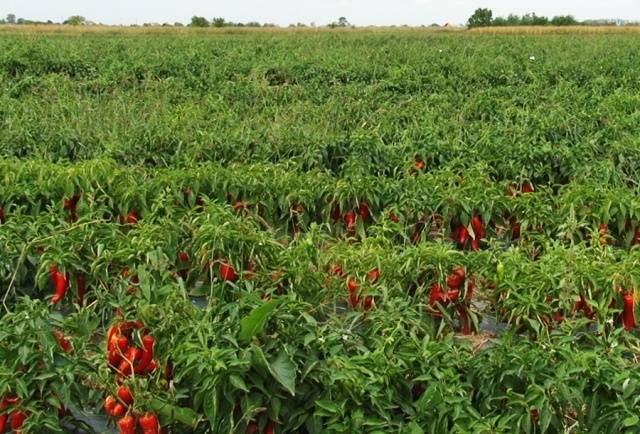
521,181,535,193
178,251,190,263
10,409,27,431
622,293,636,331
471,239,481,252
139,412,160,434
125,211,139,225
457,226,469,248
52,329,73,353
343,211,357,233
76,273,87,305
108,348,123,368
414,159,426,171
330,264,345,278
0,205,5,224
389,212,400,223
50,264,69,304
246,421,259,434
358,201,371,222
146,359,158,374
429,283,446,313
111,403,126,418
219,261,238,282
104,395,117,415
134,335,156,374
0,414,6,433
118,414,136,434
347,277,360,307
411,220,425,244
118,347,142,376
363,296,375,311
470,215,486,239
367,267,380,284
265,421,276,434
63,193,81,222
117,386,134,406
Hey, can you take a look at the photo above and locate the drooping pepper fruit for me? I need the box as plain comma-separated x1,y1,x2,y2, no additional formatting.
622,292,636,331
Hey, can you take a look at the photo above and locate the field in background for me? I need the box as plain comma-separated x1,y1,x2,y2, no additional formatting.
1,28,640,433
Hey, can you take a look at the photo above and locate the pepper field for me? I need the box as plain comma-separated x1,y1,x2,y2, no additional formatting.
1,26,640,433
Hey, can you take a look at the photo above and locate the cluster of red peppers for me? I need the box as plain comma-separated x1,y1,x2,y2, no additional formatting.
332,201,371,235
330,264,377,311
452,215,486,252
428,267,474,335
104,321,163,433
104,388,160,434
0,397,25,434
49,264,87,305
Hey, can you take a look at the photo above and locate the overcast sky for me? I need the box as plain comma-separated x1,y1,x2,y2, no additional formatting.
2,0,640,26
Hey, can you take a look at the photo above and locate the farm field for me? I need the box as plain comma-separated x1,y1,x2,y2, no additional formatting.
2,27,640,433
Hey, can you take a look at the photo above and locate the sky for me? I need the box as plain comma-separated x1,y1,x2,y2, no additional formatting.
2,0,640,26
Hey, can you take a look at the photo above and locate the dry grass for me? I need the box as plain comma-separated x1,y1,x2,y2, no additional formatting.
0,24,637,36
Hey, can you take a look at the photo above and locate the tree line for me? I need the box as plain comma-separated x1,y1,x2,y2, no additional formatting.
468,8,638,28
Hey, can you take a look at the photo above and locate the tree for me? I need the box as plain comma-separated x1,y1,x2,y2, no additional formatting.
190,16,209,27
551,15,577,26
64,15,86,25
6,14,16,24
212,17,225,27
467,8,493,28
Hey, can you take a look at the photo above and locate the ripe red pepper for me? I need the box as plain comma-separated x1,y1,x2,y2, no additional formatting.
118,414,136,434
367,267,380,284
134,335,156,374
246,421,259,434
471,239,481,252
104,396,117,415
178,251,190,263
389,212,400,223
50,264,69,304
414,159,426,171
622,293,636,331
139,412,160,434
457,226,469,248
347,277,360,307
521,181,535,193
470,215,486,239
330,264,345,278
219,261,238,282
52,329,73,353
63,193,82,222
125,211,139,225
119,347,142,375
10,410,27,431
117,386,134,406
446,267,465,290
509,216,521,240
146,359,158,374
363,296,375,311
429,283,446,313
598,223,608,245
108,348,122,368
343,211,357,233
0,414,6,433
265,421,276,434
112,403,126,418
359,201,371,222
0,205,5,224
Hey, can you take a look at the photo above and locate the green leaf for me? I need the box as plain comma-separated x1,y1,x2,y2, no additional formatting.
239,299,281,343
254,346,297,396
623,415,639,427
